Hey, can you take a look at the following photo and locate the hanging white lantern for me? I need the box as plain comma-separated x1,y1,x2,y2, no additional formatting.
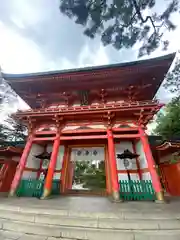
123,159,132,170
42,159,49,168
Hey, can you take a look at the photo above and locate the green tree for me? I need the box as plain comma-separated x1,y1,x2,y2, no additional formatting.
164,56,180,94
0,118,27,146
0,124,7,142
0,78,17,107
0,71,26,144
82,161,106,189
153,97,180,139
74,161,90,184
73,160,106,189
59,0,179,57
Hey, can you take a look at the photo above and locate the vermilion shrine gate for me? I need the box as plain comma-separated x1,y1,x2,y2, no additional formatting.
1,53,175,202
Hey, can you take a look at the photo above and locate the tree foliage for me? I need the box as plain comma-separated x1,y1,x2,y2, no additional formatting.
0,118,27,145
73,160,106,189
0,72,27,145
59,0,179,57
164,57,180,94
0,79,17,107
153,97,180,139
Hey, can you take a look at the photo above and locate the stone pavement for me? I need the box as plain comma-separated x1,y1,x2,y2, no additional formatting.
0,196,180,239
1,230,180,240
0,195,179,213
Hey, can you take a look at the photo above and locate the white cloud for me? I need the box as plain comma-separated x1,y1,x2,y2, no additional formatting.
78,44,109,67
0,22,47,73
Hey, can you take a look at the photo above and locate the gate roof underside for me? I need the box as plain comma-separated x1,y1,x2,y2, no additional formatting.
2,53,175,108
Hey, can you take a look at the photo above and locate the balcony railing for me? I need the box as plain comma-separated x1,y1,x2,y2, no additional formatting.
17,100,161,115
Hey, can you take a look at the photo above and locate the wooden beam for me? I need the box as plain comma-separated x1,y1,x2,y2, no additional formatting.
62,127,139,134
33,137,56,142
113,127,139,132
62,128,106,134
60,134,140,140
35,130,56,135
113,134,140,138
60,135,107,140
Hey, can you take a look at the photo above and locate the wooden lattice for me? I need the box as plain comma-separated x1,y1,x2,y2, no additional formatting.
119,180,156,201
16,179,60,198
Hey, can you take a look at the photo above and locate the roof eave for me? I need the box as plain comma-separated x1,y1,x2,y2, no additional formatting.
2,53,176,81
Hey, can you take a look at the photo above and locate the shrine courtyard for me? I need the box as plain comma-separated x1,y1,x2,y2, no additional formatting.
0,196,180,240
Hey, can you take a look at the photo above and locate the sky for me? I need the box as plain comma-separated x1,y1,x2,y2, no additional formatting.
0,0,180,131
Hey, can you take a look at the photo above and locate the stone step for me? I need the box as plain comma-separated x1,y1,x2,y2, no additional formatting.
0,203,180,239
66,189,108,197
0,204,179,220
1,219,180,240
0,208,180,231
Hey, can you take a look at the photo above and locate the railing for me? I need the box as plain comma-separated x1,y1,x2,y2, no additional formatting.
52,180,61,195
16,179,60,198
17,100,161,115
119,180,156,201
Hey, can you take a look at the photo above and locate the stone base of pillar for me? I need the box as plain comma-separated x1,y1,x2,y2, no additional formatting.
111,190,123,203
40,188,51,200
155,191,166,203
8,189,16,197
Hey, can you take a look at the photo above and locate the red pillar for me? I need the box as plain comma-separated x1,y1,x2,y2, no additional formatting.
37,159,43,180
0,163,9,191
107,129,120,201
60,146,69,193
68,161,74,189
9,136,33,197
104,145,112,194
138,127,164,201
41,135,60,199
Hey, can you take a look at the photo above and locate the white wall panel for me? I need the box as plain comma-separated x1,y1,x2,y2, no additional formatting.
22,171,37,179
53,172,61,180
142,172,152,180
135,141,148,169
22,144,43,179
22,143,65,180
118,173,140,181
118,173,129,181
26,144,43,169
46,144,53,153
91,147,104,161
115,142,137,170
46,145,65,170
71,147,105,162
56,146,64,170
130,173,140,181
115,141,140,181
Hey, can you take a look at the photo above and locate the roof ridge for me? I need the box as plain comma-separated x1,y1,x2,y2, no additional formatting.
2,53,175,79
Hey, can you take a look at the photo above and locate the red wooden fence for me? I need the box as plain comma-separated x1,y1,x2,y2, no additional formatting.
160,162,180,196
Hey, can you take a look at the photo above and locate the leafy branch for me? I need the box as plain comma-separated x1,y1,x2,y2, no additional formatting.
59,0,179,57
